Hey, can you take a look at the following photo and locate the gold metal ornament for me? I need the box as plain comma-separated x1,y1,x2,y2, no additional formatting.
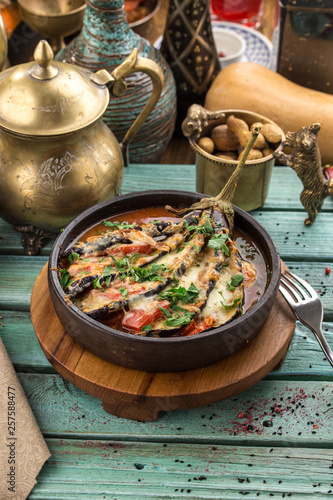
17,0,86,54
274,123,333,225
0,40,164,254
0,13,7,71
183,105,285,212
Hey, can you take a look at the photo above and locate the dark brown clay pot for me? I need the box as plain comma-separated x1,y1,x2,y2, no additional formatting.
48,191,281,372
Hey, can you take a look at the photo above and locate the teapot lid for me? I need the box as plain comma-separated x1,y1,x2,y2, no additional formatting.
0,41,110,136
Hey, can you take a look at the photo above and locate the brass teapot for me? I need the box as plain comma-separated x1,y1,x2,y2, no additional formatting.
0,41,163,254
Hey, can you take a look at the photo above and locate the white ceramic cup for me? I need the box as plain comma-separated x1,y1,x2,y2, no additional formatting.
212,27,246,69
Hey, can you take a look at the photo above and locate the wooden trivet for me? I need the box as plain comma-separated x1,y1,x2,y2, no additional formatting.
31,263,295,422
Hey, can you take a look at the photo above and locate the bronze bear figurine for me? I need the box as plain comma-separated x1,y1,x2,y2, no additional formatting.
274,123,333,225
182,104,225,140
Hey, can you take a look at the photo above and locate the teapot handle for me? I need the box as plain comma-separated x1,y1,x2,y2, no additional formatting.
110,48,164,166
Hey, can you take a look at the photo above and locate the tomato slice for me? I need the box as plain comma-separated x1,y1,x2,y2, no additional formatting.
179,318,214,336
110,244,153,256
122,300,170,331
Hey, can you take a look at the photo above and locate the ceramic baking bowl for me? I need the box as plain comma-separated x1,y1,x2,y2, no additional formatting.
48,190,280,372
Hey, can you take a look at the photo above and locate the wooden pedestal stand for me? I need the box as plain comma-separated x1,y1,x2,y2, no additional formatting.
31,263,295,422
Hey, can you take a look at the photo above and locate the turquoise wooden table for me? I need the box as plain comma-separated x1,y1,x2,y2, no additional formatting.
1,164,333,499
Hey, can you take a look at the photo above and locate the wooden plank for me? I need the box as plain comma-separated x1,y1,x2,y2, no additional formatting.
29,439,333,499
262,166,333,213
122,164,333,213
0,256,48,310
0,221,55,256
0,311,54,373
19,374,333,447
284,261,333,321
2,209,333,264
122,163,197,194
0,166,332,255
1,312,333,378
249,211,333,262
267,321,333,379
0,257,331,316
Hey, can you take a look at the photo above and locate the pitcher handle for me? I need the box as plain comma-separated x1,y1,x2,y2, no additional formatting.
109,48,164,166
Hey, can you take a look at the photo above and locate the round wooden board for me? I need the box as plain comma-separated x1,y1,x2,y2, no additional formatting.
31,262,295,422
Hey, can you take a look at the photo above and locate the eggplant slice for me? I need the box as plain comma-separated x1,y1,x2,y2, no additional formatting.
138,243,229,337
61,212,200,259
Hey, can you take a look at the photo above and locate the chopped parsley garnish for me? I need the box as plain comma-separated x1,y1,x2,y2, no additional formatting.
119,287,128,299
111,258,167,283
184,216,214,236
68,252,80,263
93,264,113,289
142,324,152,332
130,253,140,263
185,283,200,299
127,263,167,283
158,305,172,318
158,284,199,329
159,283,199,308
172,275,180,285
59,269,70,289
103,220,136,230
220,297,242,310
183,220,198,232
163,313,192,328
208,233,230,255
202,218,213,234
93,277,103,289
110,256,130,271
227,274,244,291
89,259,167,292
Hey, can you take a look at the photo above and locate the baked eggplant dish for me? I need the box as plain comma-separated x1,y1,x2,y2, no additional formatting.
57,204,266,338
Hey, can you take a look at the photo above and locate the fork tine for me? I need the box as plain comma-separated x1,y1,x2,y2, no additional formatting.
280,275,304,302
282,273,307,300
285,271,318,299
279,282,298,306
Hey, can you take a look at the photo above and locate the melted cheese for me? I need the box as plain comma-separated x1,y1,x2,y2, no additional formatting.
200,248,243,325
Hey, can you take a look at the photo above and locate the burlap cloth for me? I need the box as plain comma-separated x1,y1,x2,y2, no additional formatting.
0,338,50,499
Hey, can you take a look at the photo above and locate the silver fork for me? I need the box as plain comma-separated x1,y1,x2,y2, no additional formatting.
279,271,333,368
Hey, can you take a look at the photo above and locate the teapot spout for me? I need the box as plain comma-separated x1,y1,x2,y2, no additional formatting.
91,49,138,96
90,69,115,88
